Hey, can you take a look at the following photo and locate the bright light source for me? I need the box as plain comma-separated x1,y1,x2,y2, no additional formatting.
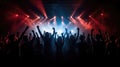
77,16,80,19
37,16,40,19
32,16,80,36
26,15,29,18
71,30,74,33
54,16,56,19
15,14,19,17
89,15,91,17
61,16,63,19
101,13,104,16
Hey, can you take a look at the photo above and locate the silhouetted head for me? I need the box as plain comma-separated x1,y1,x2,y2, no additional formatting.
80,35,85,41
57,36,63,43
45,32,49,38
70,35,76,41
96,34,101,41
9,34,15,42
110,35,115,42
23,35,28,42
87,34,90,39
74,33,77,37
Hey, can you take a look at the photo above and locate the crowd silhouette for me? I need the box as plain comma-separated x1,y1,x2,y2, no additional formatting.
0,26,120,65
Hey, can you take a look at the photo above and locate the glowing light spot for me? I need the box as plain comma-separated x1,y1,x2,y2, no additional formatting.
89,15,91,17
15,14,19,17
54,16,56,19
37,16,40,19
101,13,104,16
71,30,74,33
26,15,29,18
77,16,80,19
61,16,63,19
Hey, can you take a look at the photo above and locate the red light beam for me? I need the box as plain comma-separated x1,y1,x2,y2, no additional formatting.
31,0,47,18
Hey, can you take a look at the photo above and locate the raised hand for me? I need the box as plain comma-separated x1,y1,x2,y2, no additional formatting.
32,30,35,33
36,32,39,37
32,30,36,37
77,27,80,31
65,28,68,33
61,33,64,36
37,26,44,39
52,27,55,31
37,26,39,29
76,27,80,40
52,27,55,34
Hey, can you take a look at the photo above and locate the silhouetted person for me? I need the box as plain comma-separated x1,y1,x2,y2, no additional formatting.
37,26,55,63
55,35,64,63
67,28,79,62
107,35,117,56
86,34,92,56
94,34,105,56
90,29,106,56
77,34,89,57
116,37,120,56
21,35,32,59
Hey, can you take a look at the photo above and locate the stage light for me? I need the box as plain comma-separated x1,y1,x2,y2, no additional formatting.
26,15,29,18
61,16,63,19
89,15,91,17
100,13,104,16
32,16,79,36
70,16,72,18
71,30,74,34
62,22,65,26
15,14,19,17
53,16,56,25
77,16,80,19
31,0,47,19
54,16,56,19
37,16,40,19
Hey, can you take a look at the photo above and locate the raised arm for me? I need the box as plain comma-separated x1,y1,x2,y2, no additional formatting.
76,27,80,40
98,29,104,41
36,32,39,38
65,28,69,38
54,31,57,43
91,28,95,43
52,27,56,36
53,27,55,34
29,33,32,41
61,33,65,43
18,26,29,43
32,30,36,38
37,26,44,39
